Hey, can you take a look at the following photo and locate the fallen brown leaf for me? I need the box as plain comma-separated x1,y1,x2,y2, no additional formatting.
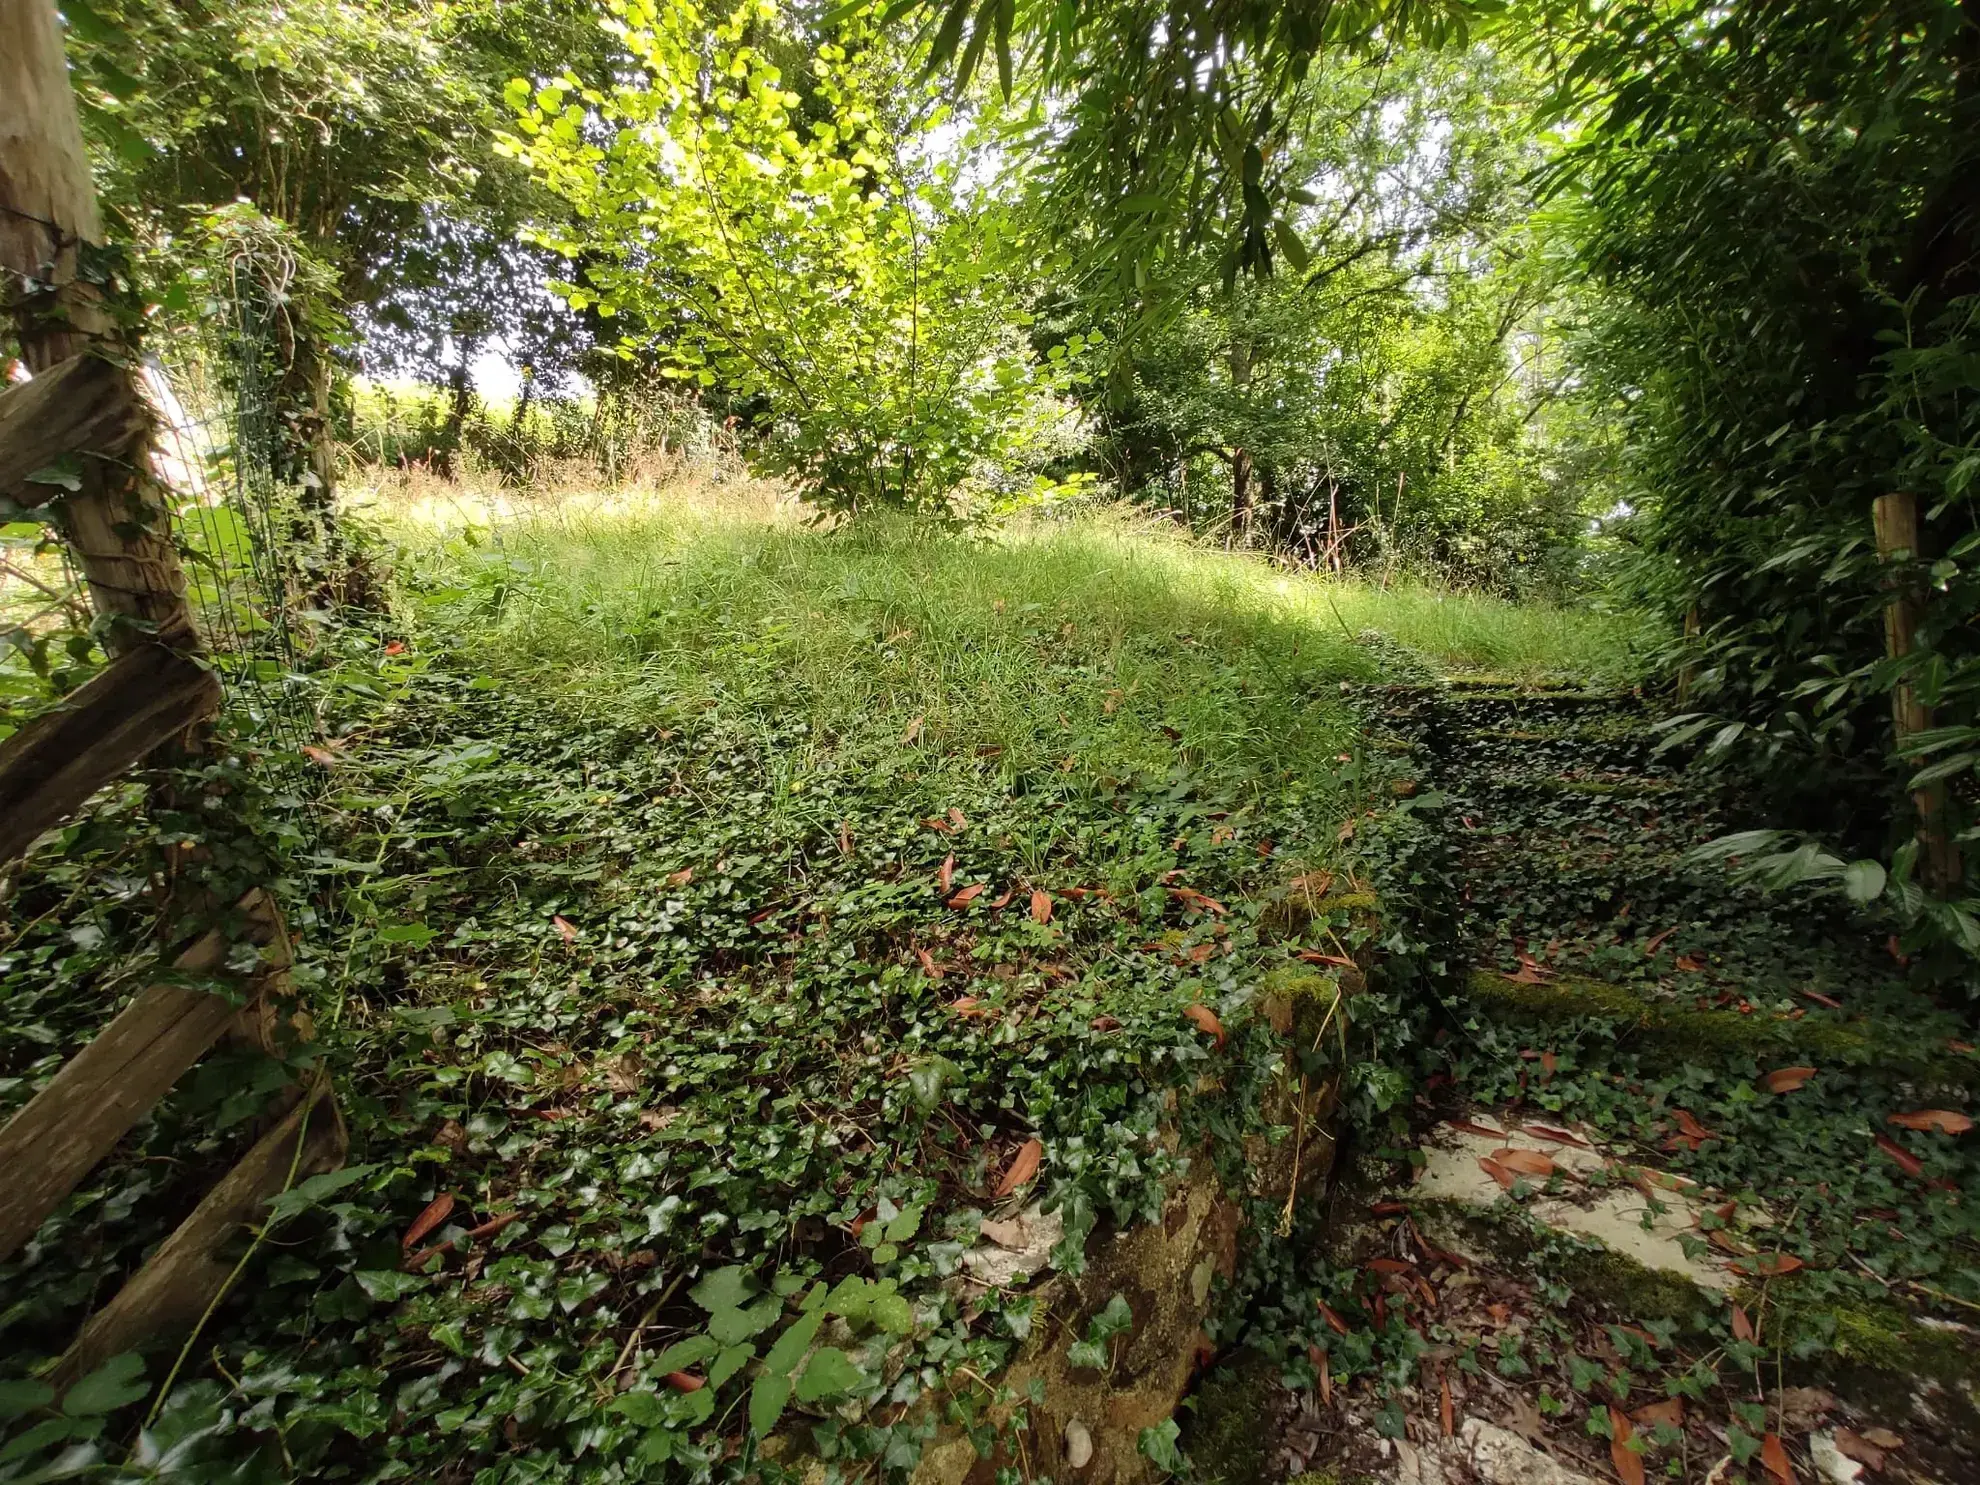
994,1137,1043,1196
1478,1156,1515,1191
1168,886,1229,915
938,854,955,893
947,884,985,908
665,1371,704,1393
1759,1066,1818,1094
1030,890,1052,925
1523,1122,1590,1147
1731,1304,1755,1341
1504,955,1552,985
552,915,578,944
1760,1432,1795,1484
402,1194,455,1251
464,1211,521,1242
1633,1397,1684,1429
901,715,924,744
1888,1109,1974,1135
1610,1407,1645,1485
1183,1003,1226,1047
1670,1109,1715,1150
1440,1376,1454,1438
1831,1428,1885,1472
1315,1300,1350,1335
1493,1148,1557,1179
1875,1133,1926,1179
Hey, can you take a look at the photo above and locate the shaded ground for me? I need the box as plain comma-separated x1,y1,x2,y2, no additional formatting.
1208,679,1980,1485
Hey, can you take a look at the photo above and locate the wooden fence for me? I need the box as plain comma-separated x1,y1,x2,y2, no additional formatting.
0,0,343,1387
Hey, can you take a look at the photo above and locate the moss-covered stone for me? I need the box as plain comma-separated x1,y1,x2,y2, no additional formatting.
1258,967,1345,1049
1414,1199,1717,1329
1462,968,1975,1084
1519,776,1683,798
1182,1350,1279,1485
1749,1294,1980,1434
1551,1247,1718,1328
1255,868,1382,943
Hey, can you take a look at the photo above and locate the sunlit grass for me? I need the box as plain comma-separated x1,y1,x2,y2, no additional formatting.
371,486,1647,811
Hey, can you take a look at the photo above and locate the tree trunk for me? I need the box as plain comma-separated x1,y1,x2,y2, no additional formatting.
439,339,480,478
1229,332,1254,542
270,326,340,560
1231,447,1253,542
1873,493,1961,894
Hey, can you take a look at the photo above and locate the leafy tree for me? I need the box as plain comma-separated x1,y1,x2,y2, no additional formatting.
1057,42,1588,588
62,0,610,507
891,0,1495,288
504,0,1086,515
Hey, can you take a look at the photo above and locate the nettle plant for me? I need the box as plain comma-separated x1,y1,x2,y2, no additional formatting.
503,0,1089,518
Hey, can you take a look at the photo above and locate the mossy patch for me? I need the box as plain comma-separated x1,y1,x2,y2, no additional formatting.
1552,1247,1718,1329
1256,867,1383,942
1415,1199,1719,1329
1182,1349,1280,1485
1462,968,1974,1084
1259,967,1346,1048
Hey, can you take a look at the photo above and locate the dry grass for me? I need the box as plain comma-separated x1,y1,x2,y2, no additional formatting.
344,449,801,533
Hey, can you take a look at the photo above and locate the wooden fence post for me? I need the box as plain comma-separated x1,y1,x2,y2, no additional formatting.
1,0,193,650
0,0,345,1367
1873,492,1962,894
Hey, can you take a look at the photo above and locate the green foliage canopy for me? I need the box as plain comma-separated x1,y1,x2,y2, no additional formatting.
504,0,1088,515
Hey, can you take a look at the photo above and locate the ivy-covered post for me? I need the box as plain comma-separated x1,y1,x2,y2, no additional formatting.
0,0,194,650
1872,491,1961,894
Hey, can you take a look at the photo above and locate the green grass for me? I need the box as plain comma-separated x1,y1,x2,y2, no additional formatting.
388,500,1644,796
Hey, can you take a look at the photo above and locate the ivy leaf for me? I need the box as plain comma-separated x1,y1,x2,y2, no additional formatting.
748,1373,791,1438
0,1380,54,1423
650,1335,719,1374
908,1056,957,1110
62,1354,147,1416
690,1265,755,1312
762,1308,824,1376
1139,1417,1185,1473
794,1347,861,1402
707,1295,782,1346
708,1344,754,1388
610,1392,667,1427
